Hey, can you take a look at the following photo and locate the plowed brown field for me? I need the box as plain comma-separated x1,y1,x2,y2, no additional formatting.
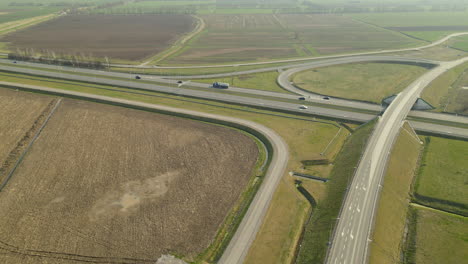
2,14,196,61
0,97,258,263
0,88,54,181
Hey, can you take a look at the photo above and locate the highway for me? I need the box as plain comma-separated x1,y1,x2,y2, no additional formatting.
326,56,468,264
1,60,468,137
0,82,289,264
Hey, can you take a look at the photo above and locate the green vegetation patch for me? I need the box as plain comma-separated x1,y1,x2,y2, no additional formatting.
296,119,375,264
351,12,468,42
422,61,468,114
450,34,468,52
402,31,458,42
292,62,427,104
351,12,468,27
410,207,468,264
414,137,468,215
195,71,290,94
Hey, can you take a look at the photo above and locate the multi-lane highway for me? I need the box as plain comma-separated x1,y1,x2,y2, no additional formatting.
1,58,467,139
326,57,468,264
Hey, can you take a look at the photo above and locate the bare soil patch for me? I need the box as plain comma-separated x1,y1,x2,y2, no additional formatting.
0,98,258,263
2,14,196,61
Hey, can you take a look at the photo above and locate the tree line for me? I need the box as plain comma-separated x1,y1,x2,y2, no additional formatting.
8,49,106,69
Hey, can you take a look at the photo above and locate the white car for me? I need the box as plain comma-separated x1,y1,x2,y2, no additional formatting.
299,105,308,109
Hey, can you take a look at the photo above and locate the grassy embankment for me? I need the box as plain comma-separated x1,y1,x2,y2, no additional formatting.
422,61,468,114
292,119,376,264
292,62,428,104
0,71,353,263
369,123,423,264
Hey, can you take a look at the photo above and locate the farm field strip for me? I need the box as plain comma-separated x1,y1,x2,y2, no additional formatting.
413,136,468,215
0,89,55,182
2,14,197,61
0,98,62,191
0,90,261,263
159,14,421,65
0,14,56,36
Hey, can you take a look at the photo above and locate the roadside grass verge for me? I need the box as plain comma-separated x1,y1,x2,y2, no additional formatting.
195,71,291,94
422,61,468,112
295,119,376,264
406,206,468,264
0,72,350,263
450,35,468,52
413,136,468,216
291,62,428,104
369,123,423,264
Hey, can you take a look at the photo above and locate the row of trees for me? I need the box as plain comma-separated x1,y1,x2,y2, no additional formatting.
8,49,106,69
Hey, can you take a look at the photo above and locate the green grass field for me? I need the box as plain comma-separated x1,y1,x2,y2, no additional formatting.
414,137,468,215
369,124,422,264
195,71,289,94
450,35,468,51
422,61,468,114
411,207,467,264
292,62,427,104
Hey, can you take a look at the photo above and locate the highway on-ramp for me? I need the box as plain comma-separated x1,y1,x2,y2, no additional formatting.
326,57,468,264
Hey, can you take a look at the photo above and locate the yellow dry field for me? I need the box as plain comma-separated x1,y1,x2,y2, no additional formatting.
0,88,53,177
0,98,258,263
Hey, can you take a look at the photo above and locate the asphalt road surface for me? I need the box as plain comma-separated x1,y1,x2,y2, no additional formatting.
0,82,289,264
326,57,468,264
1,61,467,137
